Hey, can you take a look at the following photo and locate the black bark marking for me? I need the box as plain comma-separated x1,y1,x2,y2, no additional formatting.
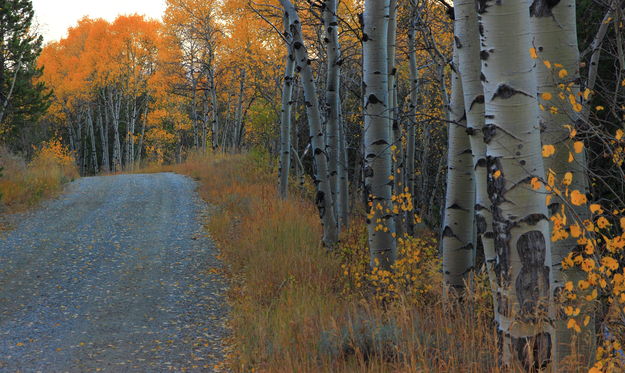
492,84,533,100
480,50,490,60
371,139,389,146
518,213,548,226
366,94,382,106
483,124,496,144
476,214,487,235
515,231,550,321
454,36,462,48
315,190,326,219
529,0,560,17
470,95,485,110
442,225,458,239
477,0,489,13
487,157,512,284
511,332,552,371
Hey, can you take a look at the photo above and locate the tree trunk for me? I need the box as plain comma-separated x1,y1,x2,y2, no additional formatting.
86,106,99,174
479,0,554,369
442,53,476,292
406,7,419,235
454,0,497,308
98,102,110,173
530,0,594,366
338,106,349,227
281,0,339,248
278,15,296,199
363,0,396,270
323,0,342,230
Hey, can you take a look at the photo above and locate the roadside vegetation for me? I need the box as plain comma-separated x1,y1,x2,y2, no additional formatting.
0,140,78,213
145,152,500,372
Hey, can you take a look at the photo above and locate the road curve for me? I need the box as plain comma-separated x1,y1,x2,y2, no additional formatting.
0,173,228,372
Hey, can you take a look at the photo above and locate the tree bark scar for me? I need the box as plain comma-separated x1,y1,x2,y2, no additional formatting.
483,124,496,144
476,214,487,234
515,230,550,321
511,332,552,371
488,157,512,284
477,0,490,14
492,84,533,100
315,190,326,218
454,36,463,49
529,0,560,17
470,95,485,110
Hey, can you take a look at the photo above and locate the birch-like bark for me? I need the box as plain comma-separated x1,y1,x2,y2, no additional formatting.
86,106,99,174
363,0,396,270
98,102,110,173
209,66,220,150
281,0,339,247
442,54,475,291
279,14,296,199
479,0,554,369
323,0,342,229
454,0,497,308
406,9,419,235
338,106,349,227
530,0,594,366
387,0,404,237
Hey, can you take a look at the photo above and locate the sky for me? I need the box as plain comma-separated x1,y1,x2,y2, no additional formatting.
31,0,167,43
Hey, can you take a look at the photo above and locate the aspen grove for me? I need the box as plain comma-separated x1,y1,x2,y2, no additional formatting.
3,0,625,371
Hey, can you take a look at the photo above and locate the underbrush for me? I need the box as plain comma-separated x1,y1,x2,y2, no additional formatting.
156,151,502,372
0,140,79,212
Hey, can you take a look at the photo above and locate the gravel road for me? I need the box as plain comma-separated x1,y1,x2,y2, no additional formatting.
0,173,228,372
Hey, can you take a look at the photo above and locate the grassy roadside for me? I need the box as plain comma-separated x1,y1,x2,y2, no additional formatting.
145,151,500,372
0,140,79,215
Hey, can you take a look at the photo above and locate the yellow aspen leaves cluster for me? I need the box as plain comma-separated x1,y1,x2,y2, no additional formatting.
339,213,439,305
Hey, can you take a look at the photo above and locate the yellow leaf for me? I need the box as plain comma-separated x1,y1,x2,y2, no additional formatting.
541,92,553,100
617,129,624,140
596,105,605,111
620,217,625,230
529,47,538,59
563,172,573,186
530,177,541,190
570,224,581,238
573,141,584,153
559,69,568,78
590,204,603,214
543,60,552,69
493,170,502,179
568,152,574,162
570,190,587,206
573,102,582,112
542,144,556,157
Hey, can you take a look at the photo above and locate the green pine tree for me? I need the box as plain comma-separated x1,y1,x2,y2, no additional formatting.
0,0,50,148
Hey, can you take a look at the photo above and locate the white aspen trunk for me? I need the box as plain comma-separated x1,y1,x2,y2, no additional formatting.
98,101,110,173
454,0,498,309
281,0,339,247
387,0,404,237
107,88,122,172
338,106,349,227
209,67,220,150
323,0,342,230
407,10,419,235
363,0,396,270
136,105,147,165
279,14,296,199
479,0,555,369
530,0,594,366
87,106,99,174
234,68,246,151
442,53,476,292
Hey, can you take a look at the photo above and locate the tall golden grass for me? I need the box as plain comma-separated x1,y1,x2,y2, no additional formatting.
0,140,79,212
154,151,507,372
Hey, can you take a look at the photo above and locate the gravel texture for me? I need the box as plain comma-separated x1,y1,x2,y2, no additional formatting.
0,173,228,372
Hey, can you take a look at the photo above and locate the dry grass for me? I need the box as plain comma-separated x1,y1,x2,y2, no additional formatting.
0,140,79,213
145,151,508,372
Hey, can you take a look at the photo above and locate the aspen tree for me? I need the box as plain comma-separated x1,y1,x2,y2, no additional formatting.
363,0,396,270
453,0,497,308
278,14,296,199
323,0,342,226
479,0,555,369
442,51,475,292
281,0,339,247
530,0,594,365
